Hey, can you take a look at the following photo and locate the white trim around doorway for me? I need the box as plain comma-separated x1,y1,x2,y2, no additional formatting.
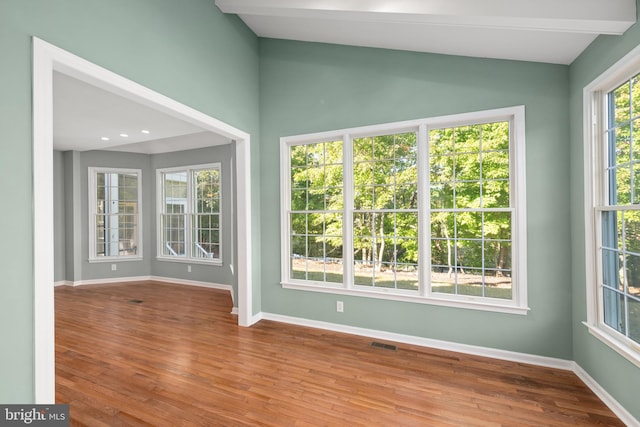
32,37,254,404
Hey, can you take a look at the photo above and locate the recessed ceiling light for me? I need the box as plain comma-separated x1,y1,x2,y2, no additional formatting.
120,133,129,138
101,137,110,141
141,129,150,134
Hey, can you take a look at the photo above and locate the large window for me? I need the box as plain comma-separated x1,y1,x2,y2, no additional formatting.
281,106,527,314
585,54,640,366
157,163,221,263
89,168,142,261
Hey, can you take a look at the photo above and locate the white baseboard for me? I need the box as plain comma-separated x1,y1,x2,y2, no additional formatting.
230,307,239,315
573,363,639,427
260,312,573,370
59,275,234,304
54,280,72,287
259,312,638,426
149,276,234,304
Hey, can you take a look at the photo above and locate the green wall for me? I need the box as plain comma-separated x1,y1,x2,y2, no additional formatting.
2,0,639,418
569,2,640,420
0,0,259,403
259,39,573,358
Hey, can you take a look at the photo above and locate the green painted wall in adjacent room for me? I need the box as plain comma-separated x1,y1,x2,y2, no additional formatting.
259,39,573,359
0,0,259,402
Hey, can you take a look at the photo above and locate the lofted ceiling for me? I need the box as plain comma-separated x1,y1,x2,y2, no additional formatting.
215,0,637,64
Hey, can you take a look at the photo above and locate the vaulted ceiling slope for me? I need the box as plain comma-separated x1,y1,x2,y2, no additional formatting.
215,0,636,64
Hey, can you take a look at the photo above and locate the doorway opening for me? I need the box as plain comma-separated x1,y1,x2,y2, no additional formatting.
33,37,254,403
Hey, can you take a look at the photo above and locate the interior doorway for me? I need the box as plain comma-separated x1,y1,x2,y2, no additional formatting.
33,37,254,403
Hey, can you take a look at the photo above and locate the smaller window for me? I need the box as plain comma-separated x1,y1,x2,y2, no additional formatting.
89,167,142,261
584,45,640,368
157,163,221,263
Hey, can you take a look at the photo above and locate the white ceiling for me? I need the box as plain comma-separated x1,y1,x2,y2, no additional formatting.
215,0,637,65
53,72,231,154
52,1,637,150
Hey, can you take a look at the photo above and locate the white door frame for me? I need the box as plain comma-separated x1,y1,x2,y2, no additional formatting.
32,37,254,403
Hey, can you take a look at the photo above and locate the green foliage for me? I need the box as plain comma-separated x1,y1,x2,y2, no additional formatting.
289,123,514,296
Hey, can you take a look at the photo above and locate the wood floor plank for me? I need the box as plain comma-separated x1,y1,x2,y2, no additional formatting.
55,282,625,426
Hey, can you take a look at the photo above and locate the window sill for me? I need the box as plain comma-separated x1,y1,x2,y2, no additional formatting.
282,281,529,315
156,256,222,266
583,322,640,369
89,256,143,263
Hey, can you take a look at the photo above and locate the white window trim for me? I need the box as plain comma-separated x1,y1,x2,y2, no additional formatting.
583,44,640,369
280,106,528,315
156,162,223,265
88,167,143,262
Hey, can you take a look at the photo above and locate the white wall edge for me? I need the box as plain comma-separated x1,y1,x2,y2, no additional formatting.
573,363,639,427
259,312,573,370
230,307,239,315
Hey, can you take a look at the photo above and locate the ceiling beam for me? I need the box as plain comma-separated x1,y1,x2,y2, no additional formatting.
215,0,636,35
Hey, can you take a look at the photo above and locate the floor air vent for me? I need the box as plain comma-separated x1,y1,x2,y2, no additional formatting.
371,341,397,351
129,299,144,304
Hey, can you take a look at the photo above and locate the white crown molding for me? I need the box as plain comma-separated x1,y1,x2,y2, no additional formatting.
216,0,635,35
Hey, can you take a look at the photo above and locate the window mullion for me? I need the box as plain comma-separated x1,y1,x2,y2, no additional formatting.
418,124,430,297
186,169,194,259
343,133,354,290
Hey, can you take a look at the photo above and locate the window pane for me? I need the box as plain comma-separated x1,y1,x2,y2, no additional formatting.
290,145,307,168
482,179,510,208
632,75,640,119
482,151,509,180
291,167,307,189
485,271,512,300
291,189,307,211
430,155,453,183
454,125,480,153
603,288,626,335
162,214,185,256
629,295,640,344
325,213,343,237
481,122,509,151
288,141,343,283
192,214,219,259
353,137,373,163
602,249,624,291
455,154,480,181
427,118,512,300
625,254,640,296
484,212,512,240
457,269,484,297
485,241,512,270
291,213,306,235
454,181,481,209
396,184,417,209
457,212,481,239
634,163,640,204
614,81,631,125
430,183,454,209
94,170,140,259
457,240,482,269
430,128,454,154
624,210,640,254
615,125,631,165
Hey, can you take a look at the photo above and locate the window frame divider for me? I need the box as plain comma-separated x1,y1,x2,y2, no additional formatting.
343,133,355,290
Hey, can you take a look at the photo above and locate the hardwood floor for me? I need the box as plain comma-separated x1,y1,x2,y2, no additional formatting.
56,281,624,426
